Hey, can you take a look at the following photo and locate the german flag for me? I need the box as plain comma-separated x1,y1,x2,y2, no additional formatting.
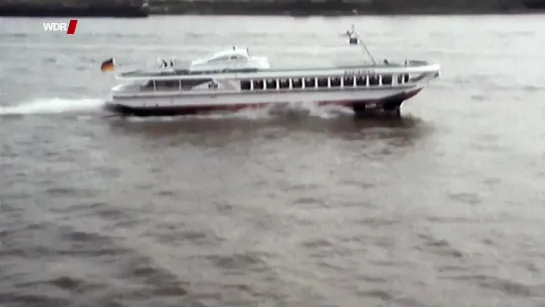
100,58,115,72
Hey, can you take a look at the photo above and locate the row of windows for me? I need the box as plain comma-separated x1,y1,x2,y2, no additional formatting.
136,74,411,92
239,74,410,91
141,79,211,90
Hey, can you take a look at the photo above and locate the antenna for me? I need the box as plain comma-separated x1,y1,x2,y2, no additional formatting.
347,25,376,65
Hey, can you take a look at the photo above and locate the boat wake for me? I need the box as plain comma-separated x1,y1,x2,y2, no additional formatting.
279,101,354,118
0,97,354,120
0,98,105,116
213,102,353,120
117,102,354,123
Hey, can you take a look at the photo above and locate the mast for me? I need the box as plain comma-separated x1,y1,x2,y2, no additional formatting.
347,25,376,65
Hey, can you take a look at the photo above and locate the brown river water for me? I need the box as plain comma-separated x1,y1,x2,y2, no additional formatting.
0,14,545,307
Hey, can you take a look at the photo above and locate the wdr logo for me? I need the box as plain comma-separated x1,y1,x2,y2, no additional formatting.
43,20,78,35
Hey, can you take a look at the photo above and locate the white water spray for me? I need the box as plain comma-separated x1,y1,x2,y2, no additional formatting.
118,102,349,123
0,97,350,120
0,98,105,116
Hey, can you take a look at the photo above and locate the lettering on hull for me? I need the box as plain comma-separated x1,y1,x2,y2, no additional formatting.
343,69,375,75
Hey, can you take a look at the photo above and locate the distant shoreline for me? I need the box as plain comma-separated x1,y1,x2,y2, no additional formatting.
148,10,544,16
0,1,544,18
0,4,149,17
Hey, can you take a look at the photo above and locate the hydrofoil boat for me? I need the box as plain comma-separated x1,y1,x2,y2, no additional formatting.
102,26,440,117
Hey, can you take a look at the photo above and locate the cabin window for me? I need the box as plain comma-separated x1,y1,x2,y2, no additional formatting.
209,56,230,62
240,80,251,90
317,78,328,88
292,78,302,89
305,78,316,88
382,74,393,85
279,79,289,89
403,74,410,83
155,80,180,89
230,56,238,60
330,77,341,87
181,79,211,90
343,76,354,87
397,75,404,84
253,80,264,90
355,76,366,86
369,75,379,86
266,79,277,90
143,80,155,89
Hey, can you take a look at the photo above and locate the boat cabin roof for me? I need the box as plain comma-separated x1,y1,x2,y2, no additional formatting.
116,60,439,81
191,47,250,65
120,62,402,78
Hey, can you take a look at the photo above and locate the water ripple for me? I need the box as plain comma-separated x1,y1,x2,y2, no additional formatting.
1,14,545,307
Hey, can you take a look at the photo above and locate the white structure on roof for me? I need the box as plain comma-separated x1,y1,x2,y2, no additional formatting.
190,46,270,72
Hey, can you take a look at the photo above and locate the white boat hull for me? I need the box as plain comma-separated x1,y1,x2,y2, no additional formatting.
105,86,424,117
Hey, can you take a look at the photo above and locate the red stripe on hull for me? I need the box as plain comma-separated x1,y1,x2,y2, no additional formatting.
106,89,423,117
